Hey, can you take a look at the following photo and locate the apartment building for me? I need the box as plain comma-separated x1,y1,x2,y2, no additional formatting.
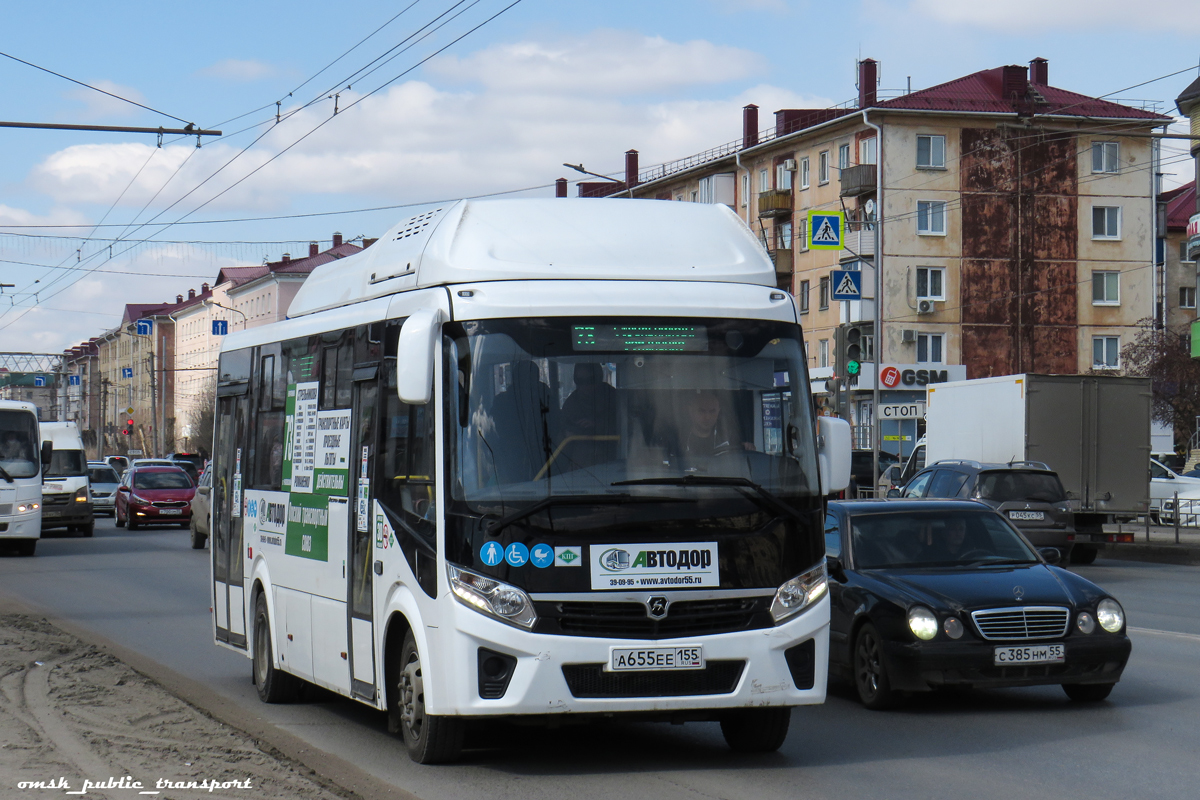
577,58,1170,451
1161,182,1198,335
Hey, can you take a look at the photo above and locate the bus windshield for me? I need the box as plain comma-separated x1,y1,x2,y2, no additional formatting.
446,317,819,521
0,410,40,479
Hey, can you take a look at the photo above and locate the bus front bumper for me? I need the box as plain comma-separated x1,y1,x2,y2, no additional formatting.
0,512,41,539
431,594,830,717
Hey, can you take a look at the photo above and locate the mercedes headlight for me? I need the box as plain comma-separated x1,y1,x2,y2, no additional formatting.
770,562,828,623
907,606,939,641
1097,599,1124,633
448,565,537,630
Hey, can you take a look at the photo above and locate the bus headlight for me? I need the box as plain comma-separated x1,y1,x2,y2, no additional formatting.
17,502,40,513
448,565,537,630
770,562,827,623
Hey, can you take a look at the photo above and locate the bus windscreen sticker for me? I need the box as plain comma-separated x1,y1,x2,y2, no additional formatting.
590,542,718,590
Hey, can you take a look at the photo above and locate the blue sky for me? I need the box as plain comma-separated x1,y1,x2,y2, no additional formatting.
2,0,1198,352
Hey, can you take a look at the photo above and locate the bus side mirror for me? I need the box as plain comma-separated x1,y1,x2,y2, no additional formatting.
41,441,53,467
396,307,446,405
817,417,851,495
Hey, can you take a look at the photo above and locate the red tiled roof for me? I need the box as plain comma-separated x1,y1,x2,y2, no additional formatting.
877,65,1171,121
269,242,362,274
215,265,269,287
1163,181,1196,230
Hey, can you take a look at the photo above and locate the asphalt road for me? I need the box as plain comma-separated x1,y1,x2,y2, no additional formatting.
3,516,1198,800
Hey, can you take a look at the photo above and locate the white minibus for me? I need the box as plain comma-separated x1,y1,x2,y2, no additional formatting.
1,400,50,555
211,198,850,762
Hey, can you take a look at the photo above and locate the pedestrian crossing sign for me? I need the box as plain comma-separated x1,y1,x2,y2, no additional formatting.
831,269,862,300
807,210,843,250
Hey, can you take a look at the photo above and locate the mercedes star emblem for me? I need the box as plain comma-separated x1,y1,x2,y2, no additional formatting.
1013,585,1025,601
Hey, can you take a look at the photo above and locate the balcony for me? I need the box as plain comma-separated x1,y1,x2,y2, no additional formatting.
841,229,875,262
773,248,793,290
757,189,793,219
839,164,877,197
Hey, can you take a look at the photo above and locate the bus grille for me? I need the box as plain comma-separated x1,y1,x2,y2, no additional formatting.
562,660,745,698
971,607,1069,640
536,598,770,639
0,504,11,516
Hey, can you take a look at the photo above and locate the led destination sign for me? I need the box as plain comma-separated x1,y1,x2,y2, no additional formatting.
572,324,708,352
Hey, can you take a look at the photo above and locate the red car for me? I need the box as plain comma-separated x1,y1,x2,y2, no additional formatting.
115,466,195,530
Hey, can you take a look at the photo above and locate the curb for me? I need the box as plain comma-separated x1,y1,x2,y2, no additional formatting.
1096,543,1200,566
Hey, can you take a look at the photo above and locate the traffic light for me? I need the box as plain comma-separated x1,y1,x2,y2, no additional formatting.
835,322,873,381
122,417,134,436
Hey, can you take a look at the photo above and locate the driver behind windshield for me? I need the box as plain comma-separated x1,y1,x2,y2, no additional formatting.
664,391,753,460
1,431,30,462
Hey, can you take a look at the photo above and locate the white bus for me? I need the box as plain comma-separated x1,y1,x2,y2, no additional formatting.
1,400,49,556
211,198,850,763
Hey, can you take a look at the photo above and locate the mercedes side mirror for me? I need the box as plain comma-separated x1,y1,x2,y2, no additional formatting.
1038,547,1062,565
886,488,902,499
826,555,847,582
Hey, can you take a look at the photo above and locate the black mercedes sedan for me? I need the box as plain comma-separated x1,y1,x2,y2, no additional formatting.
825,500,1131,709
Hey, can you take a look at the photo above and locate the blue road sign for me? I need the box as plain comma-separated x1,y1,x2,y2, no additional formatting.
831,270,863,300
212,319,229,336
34,376,46,387
135,319,153,335
807,210,844,249
122,367,133,378
69,375,81,386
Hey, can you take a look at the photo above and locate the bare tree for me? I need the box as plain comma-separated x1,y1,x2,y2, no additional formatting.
189,377,217,459
1120,319,1200,449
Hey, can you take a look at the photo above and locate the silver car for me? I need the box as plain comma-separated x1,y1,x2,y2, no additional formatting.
87,462,121,516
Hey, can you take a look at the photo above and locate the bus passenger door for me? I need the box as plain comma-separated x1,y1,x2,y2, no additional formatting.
348,371,379,701
213,393,249,647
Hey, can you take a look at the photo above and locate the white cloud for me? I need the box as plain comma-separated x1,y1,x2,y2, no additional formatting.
429,30,764,94
64,79,149,121
198,59,279,82
911,0,1200,32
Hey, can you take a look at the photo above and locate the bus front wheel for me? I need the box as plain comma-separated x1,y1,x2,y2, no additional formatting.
720,707,792,752
395,630,464,764
253,593,299,703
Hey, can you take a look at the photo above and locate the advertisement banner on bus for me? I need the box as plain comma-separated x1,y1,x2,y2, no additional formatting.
590,542,719,590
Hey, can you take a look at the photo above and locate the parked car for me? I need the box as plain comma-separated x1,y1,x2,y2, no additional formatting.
824,499,1131,709
86,462,121,516
1150,458,1200,524
893,460,1077,559
115,466,195,530
189,464,211,549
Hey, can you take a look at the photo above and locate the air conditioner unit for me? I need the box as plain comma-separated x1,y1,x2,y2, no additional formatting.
917,300,935,315
902,329,916,343
783,158,797,171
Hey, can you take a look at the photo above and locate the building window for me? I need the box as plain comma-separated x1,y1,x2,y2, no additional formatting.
776,163,792,191
691,191,698,202
860,136,877,166
819,339,830,368
838,144,850,170
916,266,945,301
1092,141,1120,174
698,176,715,204
676,194,684,202
741,174,749,208
800,157,810,189
759,168,770,193
799,280,810,314
1092,206,1121,239
818,151,829,184
819,276,830,310
1181,286,1197,309
917,333,944,364
1092,270,1120,305
1181,241,1194,263
916,134,945,168
776,221,793,250
1092,336,1120,369
917,200,946,235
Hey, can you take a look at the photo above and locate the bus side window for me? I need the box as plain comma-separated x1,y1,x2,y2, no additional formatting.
254,347,284,490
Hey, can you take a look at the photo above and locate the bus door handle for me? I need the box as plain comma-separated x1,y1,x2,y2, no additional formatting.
373,560,383,575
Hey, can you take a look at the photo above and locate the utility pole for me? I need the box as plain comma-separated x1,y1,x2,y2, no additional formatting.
148,353,158,458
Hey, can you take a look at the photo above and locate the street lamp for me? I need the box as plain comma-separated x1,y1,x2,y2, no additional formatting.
205,298,248,330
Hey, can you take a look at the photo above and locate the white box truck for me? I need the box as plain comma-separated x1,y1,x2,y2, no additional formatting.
916,374,1151,561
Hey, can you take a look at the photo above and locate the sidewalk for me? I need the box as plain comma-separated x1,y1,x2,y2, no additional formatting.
1094,522,1200,566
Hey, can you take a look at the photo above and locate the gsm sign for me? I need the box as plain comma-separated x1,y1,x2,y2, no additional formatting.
880,366,901,388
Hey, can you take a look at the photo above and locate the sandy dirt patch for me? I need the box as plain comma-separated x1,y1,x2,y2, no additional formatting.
0,613,348,800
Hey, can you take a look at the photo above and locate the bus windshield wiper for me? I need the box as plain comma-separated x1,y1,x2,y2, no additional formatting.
612,476,803,520
0,464,12,483
487,493,692,535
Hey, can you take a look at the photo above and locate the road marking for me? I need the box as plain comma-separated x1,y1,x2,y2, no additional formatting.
1128,626,1200,642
